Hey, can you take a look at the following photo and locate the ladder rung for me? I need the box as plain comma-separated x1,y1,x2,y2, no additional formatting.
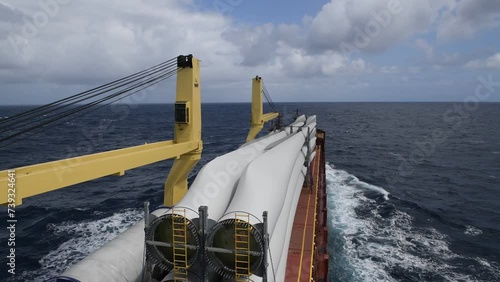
173,269,187,272
172,210,188,282
234,213,250,277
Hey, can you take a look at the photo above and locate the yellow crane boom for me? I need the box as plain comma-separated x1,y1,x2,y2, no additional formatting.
246,76,279,142
1,55,202,207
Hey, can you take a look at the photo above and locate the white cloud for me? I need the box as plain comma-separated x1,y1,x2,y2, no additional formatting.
223,23,301,67
0,0,499,104
350,81,370,89
306,0,452,53
438,0,500,40
415,38,434,58
0,0,241,85
379,66,399,74
408,67,422,74
464,53,500,69
274,47,366,77
414,40,469,68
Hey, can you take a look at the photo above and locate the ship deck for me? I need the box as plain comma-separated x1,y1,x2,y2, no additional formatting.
285,130,328,282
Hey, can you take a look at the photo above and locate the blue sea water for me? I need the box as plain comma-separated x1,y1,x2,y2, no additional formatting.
0,103,499,281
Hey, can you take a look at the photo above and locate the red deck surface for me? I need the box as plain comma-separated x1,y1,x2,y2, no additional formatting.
285,130,328,282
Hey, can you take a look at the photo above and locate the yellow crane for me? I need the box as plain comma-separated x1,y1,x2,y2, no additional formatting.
0,57,278,209
246,76,279,142
0,55,202,207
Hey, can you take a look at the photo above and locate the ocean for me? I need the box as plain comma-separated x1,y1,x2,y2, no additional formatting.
0,103,499,282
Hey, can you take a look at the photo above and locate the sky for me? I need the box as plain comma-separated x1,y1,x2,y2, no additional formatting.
0,0,499,105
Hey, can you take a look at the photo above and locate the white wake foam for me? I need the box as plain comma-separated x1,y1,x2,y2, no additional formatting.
14,209,143,282
327,163,390,200
465,225,483,236
325,164,500,282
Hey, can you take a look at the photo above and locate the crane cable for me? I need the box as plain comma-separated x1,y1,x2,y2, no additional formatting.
0,57,182,146
0,58,177,130
0,63,179,135
0,60,178,131
0,67,181,145
262,81,278,113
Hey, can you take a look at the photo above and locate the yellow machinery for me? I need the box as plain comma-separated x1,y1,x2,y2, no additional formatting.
0,55,202,207
245,76,279,142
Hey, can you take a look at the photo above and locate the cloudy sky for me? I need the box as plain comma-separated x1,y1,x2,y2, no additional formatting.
0,0,499,105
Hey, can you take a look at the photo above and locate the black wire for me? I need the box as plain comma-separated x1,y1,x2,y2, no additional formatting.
262,89,277,113
0,58,177,128
0,66,179,144
262,81,278,113
264,93,277,112
0,62,178,135
0,67,181,145
0,60,178,132
0,68,184,149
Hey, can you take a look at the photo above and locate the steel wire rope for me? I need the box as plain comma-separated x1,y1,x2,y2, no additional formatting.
262,82,278,113
0,60,178,132
0,67,182,146
0,58,177,129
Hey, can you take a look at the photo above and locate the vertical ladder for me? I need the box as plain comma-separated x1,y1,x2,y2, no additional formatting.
172,208,188,281
234,213,251,281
